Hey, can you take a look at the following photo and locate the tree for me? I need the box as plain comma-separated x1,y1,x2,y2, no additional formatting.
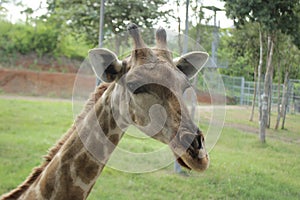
275,36,300,129
274,34,289,130
46,0,170,50
175,0,183,54
223,0,300,143
190,0,204,44
218,23,260,81
257,28,264,121
249,25,263,122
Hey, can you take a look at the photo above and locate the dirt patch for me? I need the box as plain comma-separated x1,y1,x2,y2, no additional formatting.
196,90,234,105
0,68,95,98
1,52,235,104
0,67,233,104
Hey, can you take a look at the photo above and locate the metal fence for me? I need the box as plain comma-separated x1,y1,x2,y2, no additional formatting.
290,79,300,113
197,72,300,113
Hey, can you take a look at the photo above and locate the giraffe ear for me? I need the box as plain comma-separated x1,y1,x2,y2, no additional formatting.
89,48,124,83
174,51,209,79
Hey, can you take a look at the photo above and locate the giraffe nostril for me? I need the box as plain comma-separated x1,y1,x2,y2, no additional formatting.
196,129,203,136
197,135,203,149
196,129,204,149
180,132,199,150
180,129,204,152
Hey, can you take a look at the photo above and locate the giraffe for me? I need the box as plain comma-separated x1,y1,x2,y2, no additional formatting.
1,23,209,200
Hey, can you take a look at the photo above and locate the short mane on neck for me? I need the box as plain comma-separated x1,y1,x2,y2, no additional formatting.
1,83,110,200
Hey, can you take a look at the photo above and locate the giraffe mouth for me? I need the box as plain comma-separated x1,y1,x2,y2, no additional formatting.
177,157,191,170
175,151,209,172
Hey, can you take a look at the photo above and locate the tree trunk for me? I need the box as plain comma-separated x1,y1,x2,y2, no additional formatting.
260,33,275,143
249,62,258,121
275,39,291,130
190,1,202,121
281,66,290,129
267,74,273,128
257,29,263,122
176,0,182,54
274,58,282,130
98,0,105,48
266,35,275,128
260,94,268,143
193,1,201,44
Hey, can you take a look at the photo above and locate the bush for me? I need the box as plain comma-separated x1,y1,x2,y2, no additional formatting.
0,20,58,55
0,19,91,64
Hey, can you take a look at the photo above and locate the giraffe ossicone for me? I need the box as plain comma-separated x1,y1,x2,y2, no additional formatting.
1,23,209,200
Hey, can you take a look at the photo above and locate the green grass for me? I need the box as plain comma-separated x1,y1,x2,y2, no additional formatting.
0,99,73,193
0,98,300,199
224,107,300,142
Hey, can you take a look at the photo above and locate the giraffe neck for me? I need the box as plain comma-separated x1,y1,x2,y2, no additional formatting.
4,83,124,200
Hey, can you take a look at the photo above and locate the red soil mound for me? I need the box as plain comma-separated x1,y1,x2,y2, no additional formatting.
0,68,94,98
0,68,229,104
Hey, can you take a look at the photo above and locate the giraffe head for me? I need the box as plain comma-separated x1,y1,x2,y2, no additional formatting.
89,23,209,172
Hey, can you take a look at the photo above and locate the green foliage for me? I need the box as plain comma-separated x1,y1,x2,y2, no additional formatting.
210,22,300,82
218,23,260,81
0,20,14,53
189,23,214,54
55,33,91,59
190,22,261,81
220,0,300,83
0,19,91,63
46,0,171,45
223,0,300,48
274,33,300,82
293,82,300,97
0,20,58,56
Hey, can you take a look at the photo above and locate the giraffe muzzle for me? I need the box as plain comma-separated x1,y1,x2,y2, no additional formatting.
175,129,209,171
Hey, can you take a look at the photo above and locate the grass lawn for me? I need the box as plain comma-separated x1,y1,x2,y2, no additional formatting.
0,98,300,199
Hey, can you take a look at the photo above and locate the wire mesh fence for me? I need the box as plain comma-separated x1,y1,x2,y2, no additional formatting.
196,72,300,113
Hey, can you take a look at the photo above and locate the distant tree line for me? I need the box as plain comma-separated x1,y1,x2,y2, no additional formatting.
222,0,300,142
0,0,299,81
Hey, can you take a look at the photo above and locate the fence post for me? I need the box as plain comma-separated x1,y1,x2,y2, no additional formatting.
240,77,245,105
